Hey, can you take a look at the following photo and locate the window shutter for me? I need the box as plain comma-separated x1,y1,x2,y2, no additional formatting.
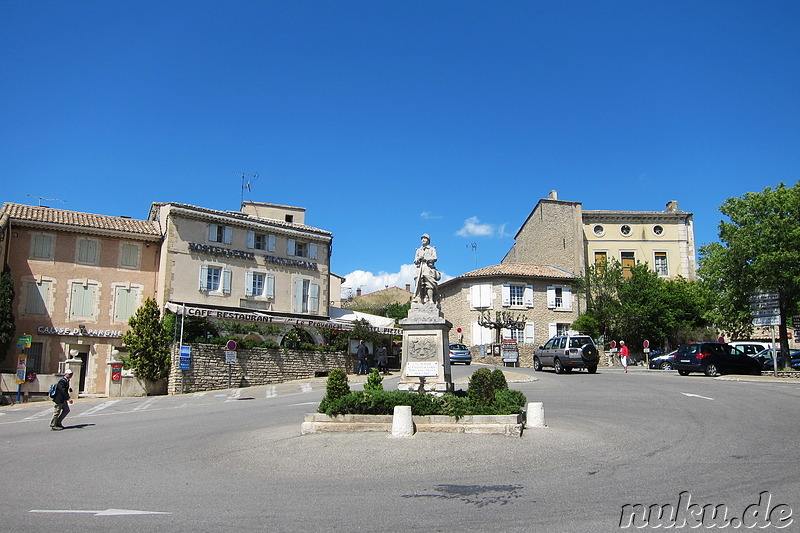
548,322,557,338
471,322,482,345
294,279,303,312
501,284,511,307
309,243,317,260
524,285,534,307
310,282,320,313
524,322,535,344
268,235,276,252
501,327,511,340
547,286,556,308
223,226,233,244
245,271,253,296
562,286,572,310
287,239,296,256
266,274,275,299
222,268,232,294
482,284,493,309
470,285,480,309
208,224,217,241
246,231,255,249
199,265,208,291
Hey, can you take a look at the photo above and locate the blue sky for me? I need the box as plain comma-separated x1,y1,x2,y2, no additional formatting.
2,1,799,296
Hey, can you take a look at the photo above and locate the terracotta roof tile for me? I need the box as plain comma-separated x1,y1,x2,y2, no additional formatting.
1,203,161,237
457,263,577,280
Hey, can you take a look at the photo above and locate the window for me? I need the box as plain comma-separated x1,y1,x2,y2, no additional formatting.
593,225,605,236
77,238,99,265
247,231,275,252
502,284,533,307
114,287,139,322
548,323,571,337
70,282,97,318
245,271,275,298
594,251,608,272
25,281,50,315
208,224,232,244
287,239,317,259
504,328,524,342
470,284,492,309
294,278,319,313
120,243,141,269
621,251,635,278
199,265,232,294
27,342,43,373
471,322,494,345
32,234,54,260
652,225,664,236
620,224,632,236
547,286,572,310
654,251,668,276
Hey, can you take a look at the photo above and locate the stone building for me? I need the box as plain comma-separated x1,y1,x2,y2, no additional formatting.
504,191,696,280
0,203,162,395
438,264,579,347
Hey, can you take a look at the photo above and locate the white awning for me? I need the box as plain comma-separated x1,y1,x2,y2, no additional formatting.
328,306,397,329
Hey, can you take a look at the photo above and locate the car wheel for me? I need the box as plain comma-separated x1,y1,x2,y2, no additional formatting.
677,369,690,376
533,356,542,371
554,358,564,374
704,363,720,377
661,361,673,371
465,362,471,366
587,365,597,374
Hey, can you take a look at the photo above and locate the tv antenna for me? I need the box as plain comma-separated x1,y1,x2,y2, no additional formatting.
235,172,259,207
467,242,478,268
27,194,65,207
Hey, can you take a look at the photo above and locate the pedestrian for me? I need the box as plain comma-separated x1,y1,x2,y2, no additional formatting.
356,340,369,375
50,369,74,430
376,345,389,375
620,341,629,373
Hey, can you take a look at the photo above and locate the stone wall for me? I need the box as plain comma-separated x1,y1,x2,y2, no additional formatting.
168,343,354,395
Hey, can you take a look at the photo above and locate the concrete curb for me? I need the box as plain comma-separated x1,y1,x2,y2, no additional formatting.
301,412,525,437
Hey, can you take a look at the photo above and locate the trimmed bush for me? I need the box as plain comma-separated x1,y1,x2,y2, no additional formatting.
490,368,509,392
364,368,384,391
467,367,496,405
318,368,350,413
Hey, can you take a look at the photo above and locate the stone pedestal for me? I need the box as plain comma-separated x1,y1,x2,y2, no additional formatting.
397,302,453,394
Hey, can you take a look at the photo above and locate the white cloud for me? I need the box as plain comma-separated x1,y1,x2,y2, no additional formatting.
420,211,442,219
456,216,496,237
340,264,452,298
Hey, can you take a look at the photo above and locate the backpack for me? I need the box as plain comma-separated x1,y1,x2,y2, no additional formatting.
49,383,57,400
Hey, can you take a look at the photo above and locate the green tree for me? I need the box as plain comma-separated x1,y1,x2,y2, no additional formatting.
574,259,624,343
0,266,15,354
698,182,800,364
121,297,171,381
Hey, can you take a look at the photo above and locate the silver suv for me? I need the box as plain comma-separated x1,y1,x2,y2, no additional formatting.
534,333,599,374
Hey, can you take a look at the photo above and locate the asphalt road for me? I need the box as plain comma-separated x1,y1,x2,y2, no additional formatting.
2,365,799,532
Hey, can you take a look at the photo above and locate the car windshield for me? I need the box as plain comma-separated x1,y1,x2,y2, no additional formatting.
450,344,467,351
569,337,592,348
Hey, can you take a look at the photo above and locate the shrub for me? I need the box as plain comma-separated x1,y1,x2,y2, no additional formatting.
364,368,384,391
467,367,496,405
318,368,350,413
490,368,509,392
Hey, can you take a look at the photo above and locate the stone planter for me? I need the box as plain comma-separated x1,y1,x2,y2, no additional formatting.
301,412,524,437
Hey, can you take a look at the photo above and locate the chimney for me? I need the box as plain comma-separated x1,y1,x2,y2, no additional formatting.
356,288,362,297
549,190,558,200
666,200,678,212
405,284,411,292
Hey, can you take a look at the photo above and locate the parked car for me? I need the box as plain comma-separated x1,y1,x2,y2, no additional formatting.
534,333,599,374
728,341,772,357
673,342,761,377
750,349,800,371
648,350,677,370
448,343,472,365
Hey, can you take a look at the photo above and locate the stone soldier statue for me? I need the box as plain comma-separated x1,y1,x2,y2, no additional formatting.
412,233,441,305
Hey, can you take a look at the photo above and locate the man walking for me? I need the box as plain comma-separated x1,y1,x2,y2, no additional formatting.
356,340,370,375
50,369,74,430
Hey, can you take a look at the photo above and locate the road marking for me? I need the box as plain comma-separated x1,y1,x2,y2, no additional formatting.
682,393,714,400
75,400,121,416
225,389,242,401
291,402,318,406
265,386,277,398
300,383,313,393
30,508,170,516
23,408,54,421
132,397,160,411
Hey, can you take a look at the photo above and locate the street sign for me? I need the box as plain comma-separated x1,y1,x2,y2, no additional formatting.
748,292,779,303
793,315,800,328
225,350,237,364
753,316,780,327
179,346,191,370
750,301,780,310
750,309,781,318
17,335,32,348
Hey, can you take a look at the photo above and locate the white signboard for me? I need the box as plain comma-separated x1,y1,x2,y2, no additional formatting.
225,350,237,364
752,316,780,327
405,361,439,377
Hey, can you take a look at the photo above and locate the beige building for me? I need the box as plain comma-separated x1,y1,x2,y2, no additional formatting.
439,264,579,347
148,201,335,343
0,203,161,394
504,191,696,280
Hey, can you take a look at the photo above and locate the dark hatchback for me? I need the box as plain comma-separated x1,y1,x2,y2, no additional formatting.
674,342,761,377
